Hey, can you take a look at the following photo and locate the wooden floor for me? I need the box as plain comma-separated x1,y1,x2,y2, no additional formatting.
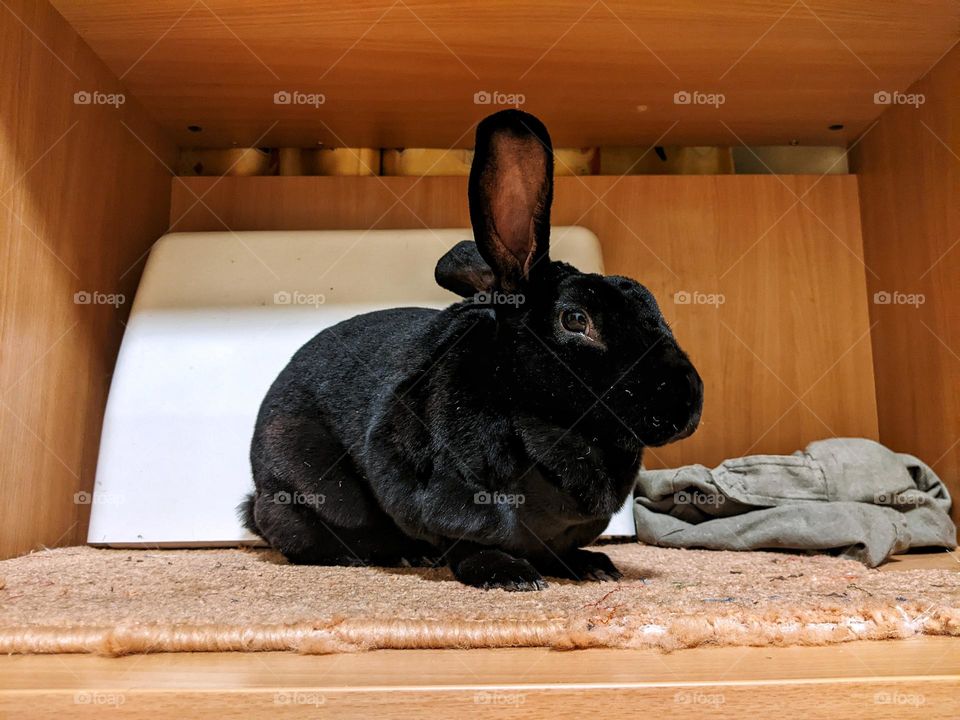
1,551,957,719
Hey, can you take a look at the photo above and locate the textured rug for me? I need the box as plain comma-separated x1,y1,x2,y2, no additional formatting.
0,544,958,655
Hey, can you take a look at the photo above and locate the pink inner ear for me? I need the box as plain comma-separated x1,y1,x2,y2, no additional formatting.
491,135,546,275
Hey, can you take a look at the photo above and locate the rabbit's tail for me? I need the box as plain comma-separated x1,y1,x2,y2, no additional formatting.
237,492,260,535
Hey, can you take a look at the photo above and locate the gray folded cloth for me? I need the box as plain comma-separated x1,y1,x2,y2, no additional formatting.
634,438,957,567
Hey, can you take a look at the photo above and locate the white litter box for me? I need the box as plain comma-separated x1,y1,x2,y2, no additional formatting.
88,227,637,546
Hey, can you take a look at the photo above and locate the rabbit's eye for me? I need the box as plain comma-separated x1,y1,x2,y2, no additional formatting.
561,309,589,334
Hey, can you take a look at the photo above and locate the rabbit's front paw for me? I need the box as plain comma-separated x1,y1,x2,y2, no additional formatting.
549,549,623,582
453,549,548,591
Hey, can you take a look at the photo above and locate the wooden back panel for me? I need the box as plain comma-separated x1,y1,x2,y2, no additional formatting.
0,0,174,558
170,174,878,470
851,43,960,521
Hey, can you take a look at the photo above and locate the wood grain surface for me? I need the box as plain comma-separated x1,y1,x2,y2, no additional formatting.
47,0,960,148
851,38,960,522
0,0,175,558
169,174,879,470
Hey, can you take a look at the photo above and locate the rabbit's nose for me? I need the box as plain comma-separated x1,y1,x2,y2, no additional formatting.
673,369,703,440
686,368,703,410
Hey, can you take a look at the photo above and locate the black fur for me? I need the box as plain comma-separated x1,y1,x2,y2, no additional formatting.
244,110,703,590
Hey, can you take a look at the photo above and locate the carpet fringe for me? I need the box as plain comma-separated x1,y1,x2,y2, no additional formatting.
1,605,957,656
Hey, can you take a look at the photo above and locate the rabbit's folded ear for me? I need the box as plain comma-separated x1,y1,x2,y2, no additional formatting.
435,240,495,297
469,110,553,292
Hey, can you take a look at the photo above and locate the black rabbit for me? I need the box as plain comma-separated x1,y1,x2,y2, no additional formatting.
243,109,702,590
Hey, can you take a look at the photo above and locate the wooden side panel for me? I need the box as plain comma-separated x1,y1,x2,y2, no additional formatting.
0,0,175,558
169,174,878,469
850,43,960,521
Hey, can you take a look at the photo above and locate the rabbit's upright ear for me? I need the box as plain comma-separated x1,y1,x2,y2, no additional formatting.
435,240,494,297
469,110,553,292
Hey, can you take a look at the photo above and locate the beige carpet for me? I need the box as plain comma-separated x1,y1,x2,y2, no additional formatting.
0,544,958,655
